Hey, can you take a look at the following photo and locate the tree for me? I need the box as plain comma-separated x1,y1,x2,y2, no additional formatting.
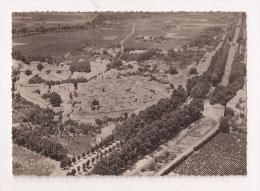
70,61,91,74
107,59,123,70
71,169,76,175
82,152,86,158
28,75,44,84
95,118,103,126
77,166,81,172
25,70,32,76
49,92,62,107
103,50,108,55
189,67,198,75
60,157,72,169
37,63,44,71
224,107,234,117
167,67,178,75
77,155,81,161
219,116,230,133
72,156,77,163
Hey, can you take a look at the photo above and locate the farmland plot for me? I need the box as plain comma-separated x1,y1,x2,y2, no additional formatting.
13,144,59,176
171,133,247,175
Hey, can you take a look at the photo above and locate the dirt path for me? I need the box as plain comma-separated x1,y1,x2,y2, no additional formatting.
121,24,135,52
220,15,242,86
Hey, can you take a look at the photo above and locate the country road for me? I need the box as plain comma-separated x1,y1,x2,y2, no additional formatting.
121,24,135,52
220,15,242,86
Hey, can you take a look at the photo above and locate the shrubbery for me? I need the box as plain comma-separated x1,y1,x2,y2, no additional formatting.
12,95,67,161
206,43,230,86
70,61,91,73
25,69,32,76
189,67,198,75
186,74,211,99
13,127,68,161
49,92,62,107
167,67,178,75
12,50,55,65
37,63,44,71
28,75,44,84
209,54,246,106
106,59,123,71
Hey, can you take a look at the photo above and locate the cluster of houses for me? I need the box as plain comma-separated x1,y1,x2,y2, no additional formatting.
135,34,167,42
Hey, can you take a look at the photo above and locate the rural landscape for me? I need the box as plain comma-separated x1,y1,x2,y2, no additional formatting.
12,12,247,176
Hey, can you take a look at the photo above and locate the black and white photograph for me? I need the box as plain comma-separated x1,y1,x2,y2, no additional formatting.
11,11,247,176
1,0,260,191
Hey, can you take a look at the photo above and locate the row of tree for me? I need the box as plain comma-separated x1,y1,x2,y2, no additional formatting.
209,52,246,106
12,50,55,65
70,61,91,74
13,127,68,161
93,98,204,175
206,42,230,86
28,74,88,90
90,87,189,175
186,73,211,99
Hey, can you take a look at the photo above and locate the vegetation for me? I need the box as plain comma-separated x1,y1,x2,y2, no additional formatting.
28,74,44,84
92,86,205,175
189,67,198,75
25,69,32,76
206,42,230,86
49,92,62,107
165,49,204,68
209,51,246,106
12,50,29,65
70,61,91,74
106,59,123,71
190,26,223,48
12,50,55,65
93,97,204,175
13,93,55,126
219,116,230,133
37,63,44,71
186,74,211,99
44,77,88,89
60,156,72,169
13,127,68,161
167,67,178,75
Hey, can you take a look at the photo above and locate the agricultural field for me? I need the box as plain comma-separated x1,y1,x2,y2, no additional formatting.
12,29,101,58
170,133,247,176
12,12,234,58
13,144,59,176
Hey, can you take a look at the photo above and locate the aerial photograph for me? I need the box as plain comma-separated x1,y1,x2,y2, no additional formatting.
11,12,247,176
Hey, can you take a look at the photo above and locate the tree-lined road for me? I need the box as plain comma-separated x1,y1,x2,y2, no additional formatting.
220,14,242,86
